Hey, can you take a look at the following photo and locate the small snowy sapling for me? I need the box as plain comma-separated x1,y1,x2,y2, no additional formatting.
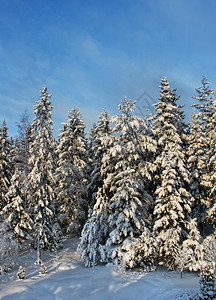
17,266,26,279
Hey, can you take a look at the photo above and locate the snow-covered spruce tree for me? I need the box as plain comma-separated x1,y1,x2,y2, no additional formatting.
150,78,171,192
152,77,193,270
120,227,158,270
202,234,216,266
0,120,12,211
181,218,203,271
0,222,18,272
152,78,190,190
78,119,115,267
88,109,111,207
135,110,157,197
77,188,109,267
199,261,215,300
198,234,216,299
55,108,90,235
87,122,99,207
89,122,98,160
191,77,215,230
187,112,208,234
14,111,32,210
1,186,33,244
78,98,156,268
170,88,189,153
202,100,216,232
27,87,62,262
1,165,33,243
104,98,155,268
192,76,215,125
9,137,17,173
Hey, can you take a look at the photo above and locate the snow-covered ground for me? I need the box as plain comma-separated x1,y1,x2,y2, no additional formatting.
0,238,200,300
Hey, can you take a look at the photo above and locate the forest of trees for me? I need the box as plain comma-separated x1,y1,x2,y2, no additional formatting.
0,77,215,298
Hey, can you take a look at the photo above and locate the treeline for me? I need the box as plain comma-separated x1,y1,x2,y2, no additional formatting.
0,77,215,298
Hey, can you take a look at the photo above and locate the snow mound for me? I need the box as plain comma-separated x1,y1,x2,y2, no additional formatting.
0,238,200,300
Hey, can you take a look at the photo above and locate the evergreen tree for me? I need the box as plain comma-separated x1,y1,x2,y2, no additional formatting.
88,122,98,160
87,122,99,207
27,87,62,261
202,100,216,231
170,88,189,153
192,76,214,125
1,144,34,243
1,182,33,243
88,109,111,206
187,112,207,233
136,109,157,197
78,188,109,267
55,108,90,235
104,98,154,267
191,76,215,233
119,227,158,270
78,116,115,267
0,222,18,272
15,111,32,210
152,77,193,269
160,228,181,270
78,98,156,268
202,234,216,266
0,120,12,211
9,137,17,174
151,77,171,190
199,261,215,300
182,218,203,271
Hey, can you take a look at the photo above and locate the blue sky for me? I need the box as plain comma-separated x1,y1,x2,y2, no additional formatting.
1,0,216,137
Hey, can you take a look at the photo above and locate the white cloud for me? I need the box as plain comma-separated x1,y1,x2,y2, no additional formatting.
79,37,101,58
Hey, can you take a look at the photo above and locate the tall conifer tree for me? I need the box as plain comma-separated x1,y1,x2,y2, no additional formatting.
187,111,207,233
79,98,156,268
203,100,216,231
55,108,90,235
88,109,111,206
152,77,192,269
27,87,62,261
192,76,216,233
0,120,12,211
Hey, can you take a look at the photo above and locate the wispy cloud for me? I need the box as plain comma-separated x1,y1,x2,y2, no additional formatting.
1,0,216,136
